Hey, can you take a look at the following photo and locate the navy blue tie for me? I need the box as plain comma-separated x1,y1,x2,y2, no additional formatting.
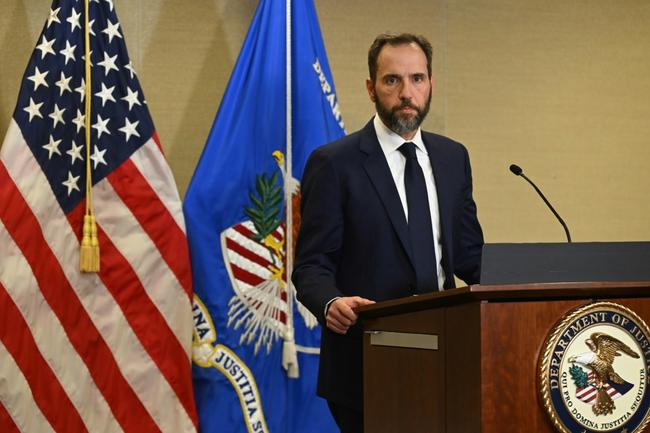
398,142,438,293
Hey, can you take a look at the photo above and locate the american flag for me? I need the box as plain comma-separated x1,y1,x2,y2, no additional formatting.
0,0,198,432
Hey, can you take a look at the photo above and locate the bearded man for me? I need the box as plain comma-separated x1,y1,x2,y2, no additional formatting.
292,33,484,433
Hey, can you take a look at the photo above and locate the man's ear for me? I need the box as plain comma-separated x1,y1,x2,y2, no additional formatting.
366,78,376,102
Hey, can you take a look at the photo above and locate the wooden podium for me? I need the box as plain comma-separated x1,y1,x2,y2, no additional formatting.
357,281,650,433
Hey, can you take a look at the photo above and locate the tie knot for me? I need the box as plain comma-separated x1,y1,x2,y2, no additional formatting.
399,142,417,159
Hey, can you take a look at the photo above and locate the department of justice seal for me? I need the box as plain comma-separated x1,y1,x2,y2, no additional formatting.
539,302,650,433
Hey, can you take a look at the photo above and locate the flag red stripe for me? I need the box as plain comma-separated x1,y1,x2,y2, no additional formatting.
233,223,283,243
0,400,20,433
577,385,619,403
0,280,86,433
225,237,273,268
0,165,160,433
67,203,198,427
582,393,596,403
230,263,266,287
108,159,192,300
275,223,284,241
233,223,256,238
152,131,164,155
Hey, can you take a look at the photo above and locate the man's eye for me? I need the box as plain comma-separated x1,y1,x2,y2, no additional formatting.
385,76,398,84
413,75,425,82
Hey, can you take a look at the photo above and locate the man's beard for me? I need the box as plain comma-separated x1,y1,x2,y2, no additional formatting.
375,91,432,136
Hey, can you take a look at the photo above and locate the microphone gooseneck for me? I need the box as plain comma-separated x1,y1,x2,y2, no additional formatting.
509,164,572,243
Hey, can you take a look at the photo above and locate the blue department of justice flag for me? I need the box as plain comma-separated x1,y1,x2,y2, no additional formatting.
183,0,343,432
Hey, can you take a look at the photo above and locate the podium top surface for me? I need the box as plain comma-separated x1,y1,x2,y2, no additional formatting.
356,280,650,319
480,241,650,285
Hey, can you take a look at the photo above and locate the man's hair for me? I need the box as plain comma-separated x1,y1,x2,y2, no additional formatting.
368,33,433,84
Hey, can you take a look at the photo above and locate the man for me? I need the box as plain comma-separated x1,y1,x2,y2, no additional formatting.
292,33,484,432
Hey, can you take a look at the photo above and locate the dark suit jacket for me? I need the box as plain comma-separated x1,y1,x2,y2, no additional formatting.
292,119,483,411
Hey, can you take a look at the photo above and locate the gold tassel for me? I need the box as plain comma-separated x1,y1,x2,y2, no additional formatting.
80,215,100,272
79,0,99,272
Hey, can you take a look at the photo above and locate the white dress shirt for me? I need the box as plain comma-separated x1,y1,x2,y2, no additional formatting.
373,115,446,290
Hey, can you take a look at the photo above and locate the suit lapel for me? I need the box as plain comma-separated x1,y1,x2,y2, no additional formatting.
424,135,453,285
359,121,414,265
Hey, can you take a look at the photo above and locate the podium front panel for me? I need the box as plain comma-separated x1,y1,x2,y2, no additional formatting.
360,283,650,432
363,307,445,432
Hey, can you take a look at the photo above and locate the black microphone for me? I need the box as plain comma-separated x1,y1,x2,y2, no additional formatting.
509,164,572,243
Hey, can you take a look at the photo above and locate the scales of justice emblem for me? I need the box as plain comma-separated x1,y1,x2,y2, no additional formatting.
220,150,318,377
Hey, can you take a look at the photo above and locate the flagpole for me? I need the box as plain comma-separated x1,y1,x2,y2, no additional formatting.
285,0,293,273
283,0,299,379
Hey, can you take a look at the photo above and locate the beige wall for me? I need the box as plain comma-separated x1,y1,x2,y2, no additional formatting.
2,0,649,244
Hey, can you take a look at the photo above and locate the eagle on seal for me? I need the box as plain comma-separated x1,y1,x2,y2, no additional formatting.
569,332,640,416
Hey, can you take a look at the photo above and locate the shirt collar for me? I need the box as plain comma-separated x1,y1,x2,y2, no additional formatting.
373,114,426,156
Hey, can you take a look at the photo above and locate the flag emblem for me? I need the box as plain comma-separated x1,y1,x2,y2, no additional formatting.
223,152,317,357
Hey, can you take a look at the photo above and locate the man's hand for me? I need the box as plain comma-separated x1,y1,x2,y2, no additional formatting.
326,296,375,335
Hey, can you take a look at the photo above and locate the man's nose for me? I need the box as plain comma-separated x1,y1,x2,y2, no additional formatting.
399,80,413,100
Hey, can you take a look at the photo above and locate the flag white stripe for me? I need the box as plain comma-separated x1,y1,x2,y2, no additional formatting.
225,240,274,279
576,384,622,402
2,123,58,217
94,175,193,349
576,387,595,399
0,222,123,433
226,225,277,265
242,220,284,241
130,138,185,232
0,342,55,433
3,120,194,433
